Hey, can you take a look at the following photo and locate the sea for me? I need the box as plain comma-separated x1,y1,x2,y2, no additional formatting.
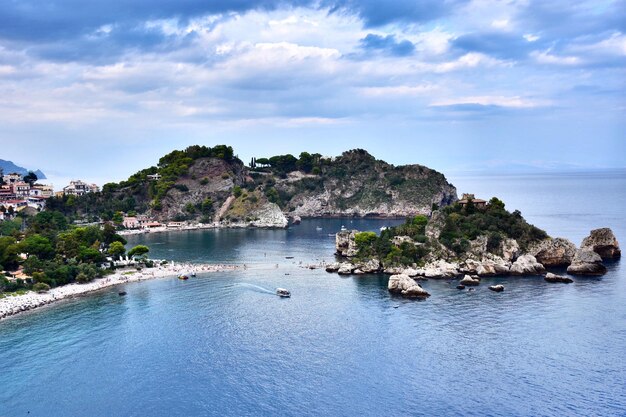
1,171,625,417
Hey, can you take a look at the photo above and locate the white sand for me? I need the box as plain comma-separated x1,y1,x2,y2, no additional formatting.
0,262,239,320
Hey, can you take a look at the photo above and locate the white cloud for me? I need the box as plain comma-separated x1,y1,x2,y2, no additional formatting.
532,50,582,66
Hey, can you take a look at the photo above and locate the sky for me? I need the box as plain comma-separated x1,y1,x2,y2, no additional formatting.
0,0,624,188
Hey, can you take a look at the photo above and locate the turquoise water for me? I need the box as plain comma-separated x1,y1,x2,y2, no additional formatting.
1,172,625,416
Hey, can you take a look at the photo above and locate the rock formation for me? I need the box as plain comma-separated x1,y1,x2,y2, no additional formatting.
335,230,358,257
388,274,430,298
509,254,546,275
581,228,621,260
460,275,480,286
567,249,607,275
544,273,573,283
529,238,577,267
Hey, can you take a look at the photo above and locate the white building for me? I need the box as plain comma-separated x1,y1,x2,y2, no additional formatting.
63,180,100,196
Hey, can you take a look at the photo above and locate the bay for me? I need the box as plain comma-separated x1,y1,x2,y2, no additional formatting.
1,172,625,416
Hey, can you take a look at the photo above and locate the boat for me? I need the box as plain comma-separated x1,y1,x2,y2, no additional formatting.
191,271,197,277
380,226,388,231
178,272,190,280
340,225,347,231
316,226,323,231
276,288,291,298
118,291,127,296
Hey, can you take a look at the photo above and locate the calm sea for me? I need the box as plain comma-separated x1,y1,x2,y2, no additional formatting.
1,171,624,417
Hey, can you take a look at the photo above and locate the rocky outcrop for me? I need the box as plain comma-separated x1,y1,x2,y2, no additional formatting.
388,274,430,298
418,260,460,279
567,249,607,275
489,285,505,292
425,210,445,239
353,258,382,273
335,230,358,257
529,238,577,267
225,201,288,228
291,216,302,225
460,275,480,286
509,254,546,276
460,257,510,277
279,150,457,218
581,228,621,260
337,262,355,275
500,239,521,262
544,273,573,284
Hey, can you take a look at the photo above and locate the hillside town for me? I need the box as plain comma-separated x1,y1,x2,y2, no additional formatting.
0,172,99,220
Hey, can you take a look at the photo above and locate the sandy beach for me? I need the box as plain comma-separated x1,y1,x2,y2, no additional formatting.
0,262,239,320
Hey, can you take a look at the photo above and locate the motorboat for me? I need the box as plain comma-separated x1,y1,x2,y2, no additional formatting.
191,271,197,277
276,288,291,298
178,273,190,280
340,225,347,231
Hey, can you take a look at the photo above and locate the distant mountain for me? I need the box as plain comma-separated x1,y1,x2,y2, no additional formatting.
0,159,47,179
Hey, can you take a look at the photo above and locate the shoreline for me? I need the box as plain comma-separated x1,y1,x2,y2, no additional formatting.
117,216,409,236
0,262,239,321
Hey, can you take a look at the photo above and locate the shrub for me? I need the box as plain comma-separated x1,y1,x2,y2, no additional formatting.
32,282,50,293
354,231,377,249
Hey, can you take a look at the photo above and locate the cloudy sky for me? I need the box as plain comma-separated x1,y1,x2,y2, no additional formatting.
0,0,624,187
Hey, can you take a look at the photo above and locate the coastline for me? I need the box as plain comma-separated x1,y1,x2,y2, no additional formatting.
0,262,239,321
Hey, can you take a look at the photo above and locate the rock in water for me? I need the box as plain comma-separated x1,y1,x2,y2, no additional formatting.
529,238,577,267
337,262,355,275
544,273,574,283
581,228,621,260
459,275,480,286
489,285,505,292
388,274,430,298
335,230,358,257
325,262,340,273
567,249,607,275
510,254,546,275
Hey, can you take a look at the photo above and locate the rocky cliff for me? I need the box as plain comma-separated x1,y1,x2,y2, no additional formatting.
273,149,457,218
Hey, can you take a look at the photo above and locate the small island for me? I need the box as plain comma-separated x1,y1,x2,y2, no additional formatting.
325,194,621,298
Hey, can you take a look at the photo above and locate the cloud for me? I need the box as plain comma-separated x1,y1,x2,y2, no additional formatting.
451,32,547,60
359,34,415,57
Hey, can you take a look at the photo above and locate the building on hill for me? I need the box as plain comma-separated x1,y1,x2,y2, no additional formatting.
13,182,31,198
2,173,22,185
147,173,162,181
31,184,54,198
458,193,487,209
122,214,152,229
63,180,99,196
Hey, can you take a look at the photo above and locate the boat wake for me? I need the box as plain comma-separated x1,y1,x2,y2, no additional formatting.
234,283,276,295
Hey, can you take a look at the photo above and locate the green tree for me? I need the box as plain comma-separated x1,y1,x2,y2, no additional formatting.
297,152,314,173
19,235,55,260
128,245,149,258
23,171,38,186
107,241,126,260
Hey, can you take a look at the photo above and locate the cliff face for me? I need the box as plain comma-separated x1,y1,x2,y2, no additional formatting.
273,150,457,218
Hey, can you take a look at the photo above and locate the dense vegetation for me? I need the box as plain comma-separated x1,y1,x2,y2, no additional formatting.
0,211,149,295
352,197,548,268
45,144,237,221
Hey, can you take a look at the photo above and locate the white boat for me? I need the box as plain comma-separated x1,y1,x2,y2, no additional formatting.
380,226,388,231
316,226,323,231
340,225,347,231
276,288,291,298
